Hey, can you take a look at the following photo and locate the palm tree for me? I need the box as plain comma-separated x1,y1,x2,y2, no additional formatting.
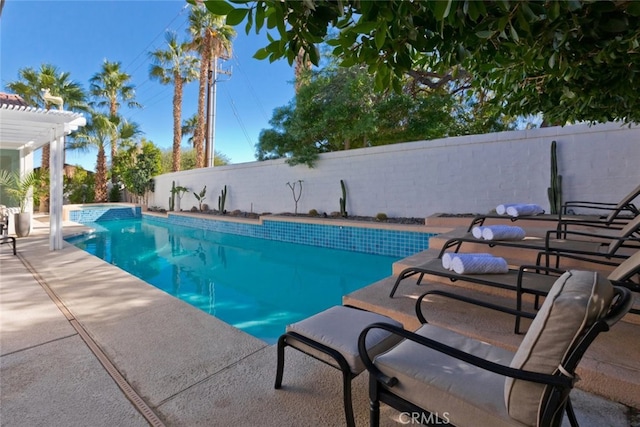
89,59,141,117
181,114,199,148
68,113,140,202
149,31,200,172
6,64,87,212
188,5,235,168
89,60,141,182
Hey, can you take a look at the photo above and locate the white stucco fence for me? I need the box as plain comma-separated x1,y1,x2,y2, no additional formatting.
149,122,640,218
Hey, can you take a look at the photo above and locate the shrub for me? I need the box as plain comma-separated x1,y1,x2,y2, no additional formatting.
375,212,388,221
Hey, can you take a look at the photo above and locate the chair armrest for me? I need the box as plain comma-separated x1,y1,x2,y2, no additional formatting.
358,322,574,388
536,250,623,269
515,264,565,287
610,279,640,293
413,265,560,328
438,236,496,257
558,219,628,232
414,290,536,324
544,229,629,248
563,201,619,210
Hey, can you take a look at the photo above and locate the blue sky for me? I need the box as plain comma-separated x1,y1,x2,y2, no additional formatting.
0,0,297,170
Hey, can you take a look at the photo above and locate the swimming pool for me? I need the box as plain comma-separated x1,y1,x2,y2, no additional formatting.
67,218,399,344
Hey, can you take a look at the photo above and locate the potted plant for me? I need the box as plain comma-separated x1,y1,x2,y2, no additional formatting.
0,170,41,237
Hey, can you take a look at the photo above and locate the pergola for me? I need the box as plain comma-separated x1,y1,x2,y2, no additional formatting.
0,102,86,250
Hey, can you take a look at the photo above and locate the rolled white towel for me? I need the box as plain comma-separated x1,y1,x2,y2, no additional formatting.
505,204,545,217
481,225,526,241
441,252,492,270
496,203,518,215
451,255,509,275
471,226,485,239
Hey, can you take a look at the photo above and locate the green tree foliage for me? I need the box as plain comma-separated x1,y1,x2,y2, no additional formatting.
160,148,230,173
6,64,88,111
121,141,163,204
255,63,514,167
211,0,640,124
89,60,140,116
67,113,114,202
0,170,43,213
89,60,141,183
64,167,95,204
111,139,162,204
68,113,140,202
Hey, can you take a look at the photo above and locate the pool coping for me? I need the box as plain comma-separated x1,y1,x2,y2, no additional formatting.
146,210,449,233
64,207,449,263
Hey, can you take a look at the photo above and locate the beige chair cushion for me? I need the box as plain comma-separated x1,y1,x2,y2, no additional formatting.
373,324,522,427
504,270,614,425
285,305,403,374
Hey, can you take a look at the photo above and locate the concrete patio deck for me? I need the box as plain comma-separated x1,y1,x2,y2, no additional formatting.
1,216,637,426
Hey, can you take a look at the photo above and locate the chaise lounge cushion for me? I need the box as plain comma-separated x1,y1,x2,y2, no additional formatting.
285,306,403,374
504,270,614,425
373,323,519,427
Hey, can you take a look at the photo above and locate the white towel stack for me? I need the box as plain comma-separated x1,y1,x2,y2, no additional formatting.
502,203,545,217
450,255,509,275
471,226,484,239
482,225,526,240
496,204,518,215
471,225,526,241
441,252,493,270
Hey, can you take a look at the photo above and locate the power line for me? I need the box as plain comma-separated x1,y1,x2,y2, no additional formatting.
123,3,190,76
127,86,173,122
222,85,254,149
231,53,270,122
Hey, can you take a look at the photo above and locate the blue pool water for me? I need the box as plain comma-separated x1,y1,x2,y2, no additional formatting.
67,218,399,344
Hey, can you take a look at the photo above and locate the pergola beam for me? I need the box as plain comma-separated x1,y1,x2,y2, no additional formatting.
0,103,86,250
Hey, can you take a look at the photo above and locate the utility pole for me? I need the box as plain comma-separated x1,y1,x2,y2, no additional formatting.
205,54,231,168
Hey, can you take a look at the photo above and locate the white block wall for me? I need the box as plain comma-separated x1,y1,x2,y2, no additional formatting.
149,122,640,218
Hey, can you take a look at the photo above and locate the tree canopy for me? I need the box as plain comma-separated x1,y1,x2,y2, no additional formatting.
256,62,514,166
205,0,640,124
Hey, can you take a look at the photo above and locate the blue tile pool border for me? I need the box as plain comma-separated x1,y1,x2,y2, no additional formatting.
68,206,142,223
143,213,434,258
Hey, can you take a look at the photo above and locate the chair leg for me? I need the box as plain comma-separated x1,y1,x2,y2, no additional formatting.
565,397,579,427
274,332,357,426
342,369,356,427
274,335,286,389
369,377,381,427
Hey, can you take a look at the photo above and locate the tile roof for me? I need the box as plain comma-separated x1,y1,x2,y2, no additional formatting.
0,92,28,107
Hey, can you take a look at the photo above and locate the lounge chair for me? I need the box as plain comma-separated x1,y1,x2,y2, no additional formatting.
389,250,640,333
0,210,16,255
444,215,640,269
360,270,632,427
467,182,640,231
